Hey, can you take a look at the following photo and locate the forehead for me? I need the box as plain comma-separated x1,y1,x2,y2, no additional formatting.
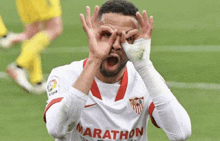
99,13,138,33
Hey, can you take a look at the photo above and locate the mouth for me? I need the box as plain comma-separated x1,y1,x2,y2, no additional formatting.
100,53,126,77
105,54,120,69
107,56,119,66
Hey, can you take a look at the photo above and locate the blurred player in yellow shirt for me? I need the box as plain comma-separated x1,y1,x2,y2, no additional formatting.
0,15,19,47
0,15,8,37
6,0,63,94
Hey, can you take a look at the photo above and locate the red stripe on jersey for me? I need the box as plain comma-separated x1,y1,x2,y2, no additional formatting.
83,59,87,67
83,59,128,101
114,68,128,102
149,102,160,128
43,97,63,123
91,80,102,100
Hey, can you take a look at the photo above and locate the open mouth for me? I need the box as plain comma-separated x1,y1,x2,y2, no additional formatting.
106,56,119,66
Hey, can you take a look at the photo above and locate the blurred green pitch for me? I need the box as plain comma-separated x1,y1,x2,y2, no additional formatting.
0,0,219,140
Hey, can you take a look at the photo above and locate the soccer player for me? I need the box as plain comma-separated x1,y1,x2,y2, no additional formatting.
44,0,192,140
0,14,39,49
0,15,19,48
0,23,40,49
6,0,63,94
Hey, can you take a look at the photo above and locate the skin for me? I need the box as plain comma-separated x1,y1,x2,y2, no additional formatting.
73,5,153,94
96,13,139,83
12,16,62,45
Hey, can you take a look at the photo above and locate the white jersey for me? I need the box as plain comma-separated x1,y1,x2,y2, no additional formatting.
44,59,157,141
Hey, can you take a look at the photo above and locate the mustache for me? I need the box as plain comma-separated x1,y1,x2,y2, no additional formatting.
109,50,121,56
108,51,122,61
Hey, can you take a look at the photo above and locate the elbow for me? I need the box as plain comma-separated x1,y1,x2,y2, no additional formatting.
170,127,192,141
45,100,68,138
179,117,192,141
183,127,192,141
47,123,67,139
176,131,191,141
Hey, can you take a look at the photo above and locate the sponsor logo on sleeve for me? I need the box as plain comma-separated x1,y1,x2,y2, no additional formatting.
47,77,59,96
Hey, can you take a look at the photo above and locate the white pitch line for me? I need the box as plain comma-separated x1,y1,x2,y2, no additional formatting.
45,45,220,53
0,45,220,55
151,45,220,52
0,72,219,90
167,81,220,90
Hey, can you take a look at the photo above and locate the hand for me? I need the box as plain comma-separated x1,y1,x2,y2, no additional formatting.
121,10,153,42
80,6,117,61
121,10,153,63
136,10,153,39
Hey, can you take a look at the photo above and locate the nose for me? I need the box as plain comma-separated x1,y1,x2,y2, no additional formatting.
112,35,122,51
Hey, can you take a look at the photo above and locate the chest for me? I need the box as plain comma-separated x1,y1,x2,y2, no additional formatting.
74,81,150,140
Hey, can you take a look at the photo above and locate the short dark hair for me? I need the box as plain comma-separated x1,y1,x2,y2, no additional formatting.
98,0,138,19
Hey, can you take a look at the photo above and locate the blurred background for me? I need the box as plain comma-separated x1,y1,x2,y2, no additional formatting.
0,0,219,140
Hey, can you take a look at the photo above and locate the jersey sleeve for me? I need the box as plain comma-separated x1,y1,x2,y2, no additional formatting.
44,68,88,139
149,91,191,141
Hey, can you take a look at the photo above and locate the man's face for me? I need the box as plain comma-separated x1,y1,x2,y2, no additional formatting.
97,13,139,77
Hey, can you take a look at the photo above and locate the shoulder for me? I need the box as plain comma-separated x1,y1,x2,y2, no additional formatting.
46,59,85,99
47,59,85,89
49,59,84,79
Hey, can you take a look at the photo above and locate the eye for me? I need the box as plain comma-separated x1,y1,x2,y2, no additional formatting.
126,36,135,44
126,36,133,41
102,32,112,38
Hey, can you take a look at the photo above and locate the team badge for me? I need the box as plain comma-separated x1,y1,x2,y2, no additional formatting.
47,77,59,96
129,97,144,114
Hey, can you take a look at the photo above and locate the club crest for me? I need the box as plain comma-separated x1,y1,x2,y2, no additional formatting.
129,97,144,114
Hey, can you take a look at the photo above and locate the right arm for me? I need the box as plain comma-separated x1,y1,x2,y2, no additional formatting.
73,5,117,94
45,58,101,139
44,6,117,139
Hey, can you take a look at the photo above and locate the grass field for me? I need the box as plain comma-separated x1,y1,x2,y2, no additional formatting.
0,0,220,140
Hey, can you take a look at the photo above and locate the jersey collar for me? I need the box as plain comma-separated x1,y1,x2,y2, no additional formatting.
83,59,128,102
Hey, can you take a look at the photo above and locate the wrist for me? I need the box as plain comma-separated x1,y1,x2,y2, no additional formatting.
123,38,151,66
86,56,102,67
133,58,153,70
73,57,102,95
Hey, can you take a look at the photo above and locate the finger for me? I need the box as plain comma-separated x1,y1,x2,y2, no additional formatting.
125,29,139,39
147,16,154,35
98,25,113,35
80,13,88,32
149,16,154,28
121,31,126,43
142,10,149,24
91,5,99,24
86,6,92,28
136,12,144,27
108,29,117,45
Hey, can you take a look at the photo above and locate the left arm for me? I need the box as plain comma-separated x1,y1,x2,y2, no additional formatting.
122,10,191,141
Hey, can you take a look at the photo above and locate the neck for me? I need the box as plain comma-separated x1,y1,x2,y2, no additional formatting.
96,67,126,84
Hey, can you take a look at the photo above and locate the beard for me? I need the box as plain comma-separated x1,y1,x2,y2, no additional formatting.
99,55,128,77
